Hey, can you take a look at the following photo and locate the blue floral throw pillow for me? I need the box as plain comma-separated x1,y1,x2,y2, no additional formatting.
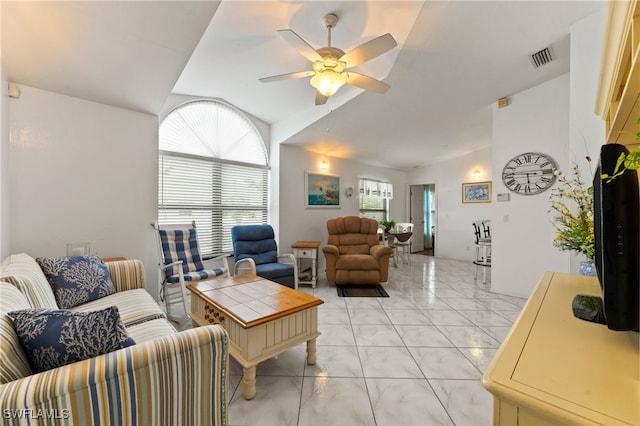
8,306,135,373
36,255,116,309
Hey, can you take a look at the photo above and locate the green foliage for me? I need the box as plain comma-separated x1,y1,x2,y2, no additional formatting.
378,219,396,230
549,164,595,260
601,117,640,182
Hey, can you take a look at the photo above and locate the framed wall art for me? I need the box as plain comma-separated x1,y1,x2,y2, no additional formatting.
305,172,340,208
462,181,492,203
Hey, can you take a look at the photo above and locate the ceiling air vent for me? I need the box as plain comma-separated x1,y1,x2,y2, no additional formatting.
529,47,553,68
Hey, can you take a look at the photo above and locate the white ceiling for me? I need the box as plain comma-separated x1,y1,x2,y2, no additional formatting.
2,1,606,171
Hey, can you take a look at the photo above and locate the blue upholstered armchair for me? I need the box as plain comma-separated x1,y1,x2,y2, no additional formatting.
231,225,298,288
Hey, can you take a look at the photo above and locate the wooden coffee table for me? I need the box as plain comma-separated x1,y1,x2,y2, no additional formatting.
187,274,323,400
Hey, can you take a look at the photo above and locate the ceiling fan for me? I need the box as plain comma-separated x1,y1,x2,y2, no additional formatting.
259,13,397,105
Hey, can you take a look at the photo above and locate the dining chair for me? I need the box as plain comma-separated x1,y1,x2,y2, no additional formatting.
393,223,414,264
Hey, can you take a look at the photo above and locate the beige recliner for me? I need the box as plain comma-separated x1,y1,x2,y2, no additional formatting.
322,216,393,285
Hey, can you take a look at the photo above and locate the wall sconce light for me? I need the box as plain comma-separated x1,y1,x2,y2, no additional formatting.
8,83,21,99
320,159,329,171
472,169,482,179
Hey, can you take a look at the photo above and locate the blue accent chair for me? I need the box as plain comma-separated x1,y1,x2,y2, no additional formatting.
231,225,298,289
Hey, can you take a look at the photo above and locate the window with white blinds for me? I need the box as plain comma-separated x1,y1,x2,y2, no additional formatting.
358,178,392,221
359,196,388,221
159,100,269,257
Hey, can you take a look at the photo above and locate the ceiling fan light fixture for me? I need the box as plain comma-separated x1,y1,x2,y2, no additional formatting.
310,69,346,97
261,13,397,103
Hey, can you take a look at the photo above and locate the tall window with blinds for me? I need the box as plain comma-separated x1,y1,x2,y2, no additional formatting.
159,100,269,257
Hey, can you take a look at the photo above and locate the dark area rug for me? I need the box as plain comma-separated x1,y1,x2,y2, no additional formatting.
336,284,390,298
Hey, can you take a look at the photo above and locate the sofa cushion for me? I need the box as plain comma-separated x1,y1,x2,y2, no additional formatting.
126,318,177,343
36,255,116,309
0,282,33,384
72,288,166,327
9,306,135,373
0,253,58,309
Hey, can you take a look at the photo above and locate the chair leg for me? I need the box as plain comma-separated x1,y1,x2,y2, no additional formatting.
163,281,190,322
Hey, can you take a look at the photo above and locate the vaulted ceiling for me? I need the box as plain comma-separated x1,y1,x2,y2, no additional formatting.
2,1,606,171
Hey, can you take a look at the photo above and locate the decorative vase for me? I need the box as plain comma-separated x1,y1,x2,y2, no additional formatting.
579,260,597,277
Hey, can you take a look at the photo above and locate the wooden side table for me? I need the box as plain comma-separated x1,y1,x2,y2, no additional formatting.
291,241,320,288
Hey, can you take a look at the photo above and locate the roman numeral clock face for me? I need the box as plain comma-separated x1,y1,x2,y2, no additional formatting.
501,152,557,195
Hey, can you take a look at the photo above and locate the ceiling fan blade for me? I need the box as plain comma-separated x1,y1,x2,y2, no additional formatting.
344,72,390,94
259,70,315,83
278,29,323,63
315,91,328,106
339,33,397,67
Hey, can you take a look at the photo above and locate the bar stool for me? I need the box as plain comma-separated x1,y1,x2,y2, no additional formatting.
472,220,491,284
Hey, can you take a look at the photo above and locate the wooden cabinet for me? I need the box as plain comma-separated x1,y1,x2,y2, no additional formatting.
483,272,639,425
596,0,640,147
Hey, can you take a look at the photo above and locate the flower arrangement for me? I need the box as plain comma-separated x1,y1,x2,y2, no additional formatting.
549,163,594,260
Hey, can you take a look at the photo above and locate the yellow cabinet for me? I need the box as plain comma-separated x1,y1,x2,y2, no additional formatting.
596,0,640,147
483,272,639,425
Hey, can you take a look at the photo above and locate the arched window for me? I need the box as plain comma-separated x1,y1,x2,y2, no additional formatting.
159,100,269,256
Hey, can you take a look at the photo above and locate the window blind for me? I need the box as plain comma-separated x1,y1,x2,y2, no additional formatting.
158,100,269,258
159,153,268,256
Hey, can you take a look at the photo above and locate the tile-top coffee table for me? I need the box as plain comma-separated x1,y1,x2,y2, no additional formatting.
187,274,323,400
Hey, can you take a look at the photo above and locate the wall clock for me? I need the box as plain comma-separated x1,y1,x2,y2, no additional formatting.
501,152,557,195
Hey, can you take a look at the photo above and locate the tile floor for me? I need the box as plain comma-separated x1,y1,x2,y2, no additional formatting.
198,255,526,426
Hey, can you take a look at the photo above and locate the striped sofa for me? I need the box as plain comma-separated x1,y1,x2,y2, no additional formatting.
0,253,228,426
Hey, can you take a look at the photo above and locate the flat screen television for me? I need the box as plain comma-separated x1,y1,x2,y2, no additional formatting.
572,143,640,332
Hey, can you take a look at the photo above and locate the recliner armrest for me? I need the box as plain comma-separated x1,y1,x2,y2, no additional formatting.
276,253,296,265
370,244,393,260
322,245,339,256
234,258,256,276
277,254,299,287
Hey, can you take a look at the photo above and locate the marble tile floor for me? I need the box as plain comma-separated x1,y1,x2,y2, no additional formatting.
186,255,527,426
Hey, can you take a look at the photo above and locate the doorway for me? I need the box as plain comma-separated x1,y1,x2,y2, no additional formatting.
410,184,436,255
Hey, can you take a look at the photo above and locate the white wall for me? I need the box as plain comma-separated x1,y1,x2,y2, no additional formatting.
491,74,572,298
0,2,9,260
279,145,407,277
8,85,160,297
407,146,493,262
489,8,606,299
1,77,8,260
569,8,607,272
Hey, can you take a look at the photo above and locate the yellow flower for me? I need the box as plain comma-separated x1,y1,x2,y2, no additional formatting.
548,164,594,259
